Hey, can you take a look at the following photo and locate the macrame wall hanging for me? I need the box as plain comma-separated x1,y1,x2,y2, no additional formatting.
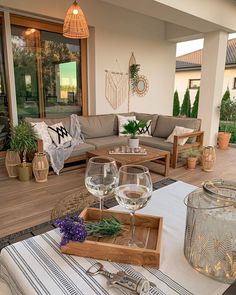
105,60,128,110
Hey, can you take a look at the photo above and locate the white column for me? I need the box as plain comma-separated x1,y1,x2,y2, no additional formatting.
3,11,18,126
198,31,228,146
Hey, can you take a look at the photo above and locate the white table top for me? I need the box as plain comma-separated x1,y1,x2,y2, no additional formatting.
0,181,229,295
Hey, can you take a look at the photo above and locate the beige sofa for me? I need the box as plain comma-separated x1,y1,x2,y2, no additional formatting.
26,112,204,169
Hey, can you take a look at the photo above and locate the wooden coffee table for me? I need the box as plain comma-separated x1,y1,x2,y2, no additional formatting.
87,145,170,177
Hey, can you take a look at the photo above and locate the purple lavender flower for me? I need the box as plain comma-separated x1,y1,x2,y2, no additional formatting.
55,215,87,246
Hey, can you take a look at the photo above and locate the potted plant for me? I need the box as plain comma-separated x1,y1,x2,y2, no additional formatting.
129,64,140,94
122,120,146,148
182,148,201,170
218,99,236,150
10,121,37,181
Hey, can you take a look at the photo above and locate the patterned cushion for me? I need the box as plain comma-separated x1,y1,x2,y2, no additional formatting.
31,121,52,149
48,122,72,147
137,120,152,137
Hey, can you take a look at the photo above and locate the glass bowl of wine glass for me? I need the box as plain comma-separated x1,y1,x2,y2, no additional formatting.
85,156,118,220
115,165,152,247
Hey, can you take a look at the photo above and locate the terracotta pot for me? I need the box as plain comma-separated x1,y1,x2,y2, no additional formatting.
187,157,197,170
5,150,21,178
218,132,231,150
32,152,49,183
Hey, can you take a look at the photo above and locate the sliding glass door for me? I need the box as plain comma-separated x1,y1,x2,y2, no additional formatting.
11,17,86,120
0,16,10,152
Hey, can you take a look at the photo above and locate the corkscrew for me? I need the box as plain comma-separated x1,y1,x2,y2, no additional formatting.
86,262,154,295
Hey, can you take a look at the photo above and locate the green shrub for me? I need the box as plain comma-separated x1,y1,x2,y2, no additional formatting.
191,88,199,118
173,90,180,116
181,88,191,117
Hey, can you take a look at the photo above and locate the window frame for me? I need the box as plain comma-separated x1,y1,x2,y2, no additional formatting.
233,77,236,89
10,14,88,117
189,79,200,89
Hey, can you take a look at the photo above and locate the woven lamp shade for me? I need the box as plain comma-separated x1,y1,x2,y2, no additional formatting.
63,1,89,39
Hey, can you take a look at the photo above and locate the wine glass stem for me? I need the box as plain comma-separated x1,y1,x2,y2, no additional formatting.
99,198,103,221
130,210,135,245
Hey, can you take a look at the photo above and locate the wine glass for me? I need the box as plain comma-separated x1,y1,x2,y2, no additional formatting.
115,165,152,248
85,156,118,220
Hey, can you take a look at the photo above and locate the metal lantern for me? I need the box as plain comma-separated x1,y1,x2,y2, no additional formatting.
184,180,236,284
32,152,49,183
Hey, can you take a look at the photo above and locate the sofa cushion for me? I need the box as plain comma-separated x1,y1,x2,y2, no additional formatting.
113,112,135,134
70,143,95,157
86,136,128,149
139,136,173,153
134,113,158,135
79,114,116,139
153,115,201,138
165,126,194,146
25,117,71,132
117,115,136,136
48,122,72,147
31,121,52,149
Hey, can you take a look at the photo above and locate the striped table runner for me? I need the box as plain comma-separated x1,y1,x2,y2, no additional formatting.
0,182,229,295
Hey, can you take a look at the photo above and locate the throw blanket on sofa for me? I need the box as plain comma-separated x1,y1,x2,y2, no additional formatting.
46,114,84,175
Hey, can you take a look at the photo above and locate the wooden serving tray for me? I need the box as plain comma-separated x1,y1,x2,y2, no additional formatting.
61,208,163,267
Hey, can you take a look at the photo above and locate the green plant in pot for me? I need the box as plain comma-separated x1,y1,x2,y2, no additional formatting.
122,120,146,148
218,99,236,150
10,121,37,181
182,148,201,170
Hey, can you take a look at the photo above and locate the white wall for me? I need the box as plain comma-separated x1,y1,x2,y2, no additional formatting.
0,0,176,116
175,68,236,104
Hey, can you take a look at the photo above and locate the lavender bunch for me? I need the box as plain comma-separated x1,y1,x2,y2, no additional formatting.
55,215,87,246
56,215,123,246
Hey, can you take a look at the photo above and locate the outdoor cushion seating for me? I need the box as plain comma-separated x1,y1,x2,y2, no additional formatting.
26,112,204,171
86,135,128,149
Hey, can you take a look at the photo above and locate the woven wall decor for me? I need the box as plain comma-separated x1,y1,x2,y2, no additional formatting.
105,60,128,110
63,1,89,39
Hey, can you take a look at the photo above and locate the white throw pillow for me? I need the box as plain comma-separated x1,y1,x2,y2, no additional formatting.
48,122,72,147
137,120,152,137
31,121,52,150
165,126,194,146
118,115,136,136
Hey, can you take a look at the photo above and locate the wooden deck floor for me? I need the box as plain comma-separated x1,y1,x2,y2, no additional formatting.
0,148,235,238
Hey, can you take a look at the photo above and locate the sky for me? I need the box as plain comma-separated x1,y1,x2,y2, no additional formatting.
176,32,236,57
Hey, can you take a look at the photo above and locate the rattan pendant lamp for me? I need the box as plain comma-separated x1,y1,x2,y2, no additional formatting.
63,1,89,39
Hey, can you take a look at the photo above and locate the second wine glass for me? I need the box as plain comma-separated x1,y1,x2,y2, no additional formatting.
115,165,152,248
85,156,118,220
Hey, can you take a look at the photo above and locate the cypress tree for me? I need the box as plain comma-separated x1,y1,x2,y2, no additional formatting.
222,87,230,102
173,90,180,116
191,88,199,118
181,88,191,117
220,87,231,120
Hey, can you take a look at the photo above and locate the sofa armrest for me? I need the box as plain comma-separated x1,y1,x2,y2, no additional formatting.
174,131,204,140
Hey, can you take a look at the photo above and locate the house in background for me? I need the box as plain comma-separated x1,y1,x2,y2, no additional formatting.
175,38,236,104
